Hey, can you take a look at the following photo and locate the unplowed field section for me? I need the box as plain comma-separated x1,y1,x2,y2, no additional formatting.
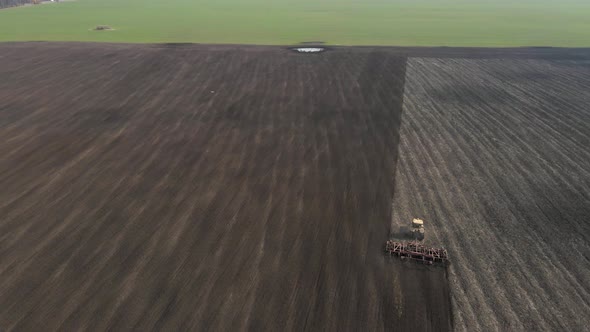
0,44,452,331
393,58,590,331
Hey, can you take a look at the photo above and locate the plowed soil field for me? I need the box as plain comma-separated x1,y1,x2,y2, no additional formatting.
1,42,589,331
0,43,452,331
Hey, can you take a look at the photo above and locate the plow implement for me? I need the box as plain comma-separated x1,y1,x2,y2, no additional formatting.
385,240,449,266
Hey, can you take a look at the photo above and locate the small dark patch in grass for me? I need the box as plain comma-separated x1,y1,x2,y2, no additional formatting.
94,25,112,31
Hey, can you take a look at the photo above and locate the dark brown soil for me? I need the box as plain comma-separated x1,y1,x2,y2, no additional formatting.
2,42,589,332
0,42,453,331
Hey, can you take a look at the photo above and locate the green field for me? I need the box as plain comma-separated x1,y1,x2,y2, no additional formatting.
1,0,589,46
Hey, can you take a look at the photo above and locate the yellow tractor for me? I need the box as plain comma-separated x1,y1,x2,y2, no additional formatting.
411,218,425,240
